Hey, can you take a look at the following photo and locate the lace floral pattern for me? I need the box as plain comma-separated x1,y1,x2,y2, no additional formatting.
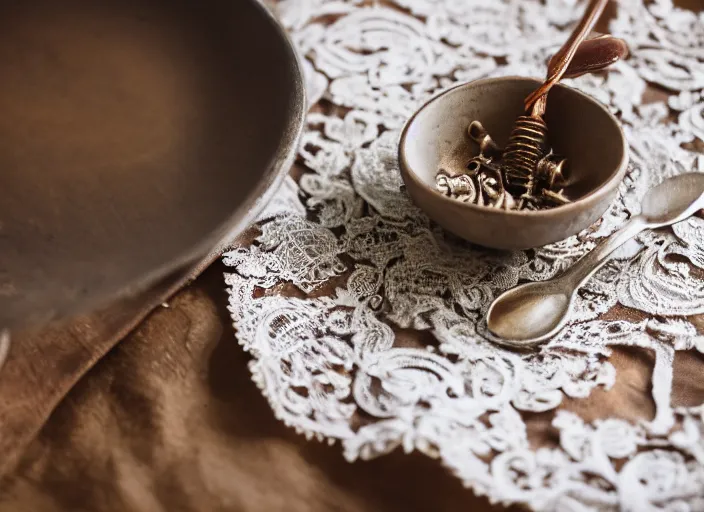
225,1,704,509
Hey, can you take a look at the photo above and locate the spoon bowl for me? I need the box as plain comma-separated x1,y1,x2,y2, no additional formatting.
641,172,704,226
486,281,572,345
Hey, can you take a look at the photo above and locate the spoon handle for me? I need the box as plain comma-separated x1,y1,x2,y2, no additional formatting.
560,216,647,289
524,0,610,114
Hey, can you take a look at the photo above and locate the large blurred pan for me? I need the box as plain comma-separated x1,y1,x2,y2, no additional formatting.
0,0,305,329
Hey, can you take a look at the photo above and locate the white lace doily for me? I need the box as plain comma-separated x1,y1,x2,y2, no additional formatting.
224,1,704,509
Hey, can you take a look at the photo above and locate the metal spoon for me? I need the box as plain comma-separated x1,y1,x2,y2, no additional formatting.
486,173,704,349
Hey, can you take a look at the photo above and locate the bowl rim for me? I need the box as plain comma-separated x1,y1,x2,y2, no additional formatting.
116,0,308,294
398,75,629,218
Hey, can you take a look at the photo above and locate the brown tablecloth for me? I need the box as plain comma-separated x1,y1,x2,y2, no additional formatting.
0,262,519,512
2,257,704,511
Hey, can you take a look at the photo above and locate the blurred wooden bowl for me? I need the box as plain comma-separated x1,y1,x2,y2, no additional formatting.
399,76,628,250
0,0,305,329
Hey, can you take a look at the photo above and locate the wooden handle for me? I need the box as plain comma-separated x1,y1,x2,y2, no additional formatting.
524,0,610,115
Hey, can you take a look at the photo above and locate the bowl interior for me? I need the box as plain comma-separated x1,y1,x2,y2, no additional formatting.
0,0,304,328
403,77,626,204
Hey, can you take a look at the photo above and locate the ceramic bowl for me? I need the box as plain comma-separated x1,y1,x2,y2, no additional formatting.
0,0,305,329
398,76,628,250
